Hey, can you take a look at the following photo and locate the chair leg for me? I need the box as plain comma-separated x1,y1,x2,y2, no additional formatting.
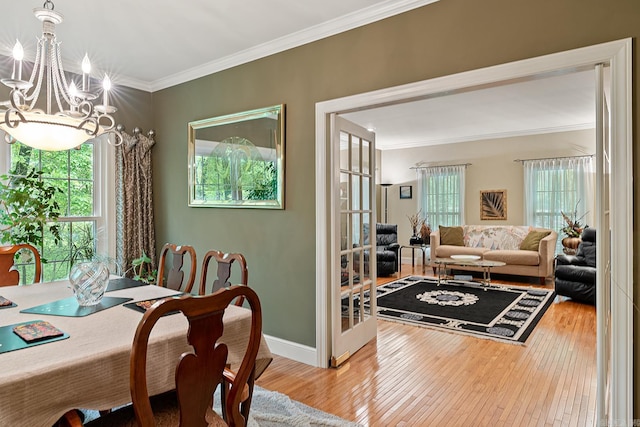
57,410,83,427
240,370,256,421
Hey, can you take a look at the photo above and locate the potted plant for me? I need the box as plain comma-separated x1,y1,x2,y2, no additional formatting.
130,251,157,285
0,168,62,267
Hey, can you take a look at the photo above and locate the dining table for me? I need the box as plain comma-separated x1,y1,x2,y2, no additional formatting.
0,278,273,426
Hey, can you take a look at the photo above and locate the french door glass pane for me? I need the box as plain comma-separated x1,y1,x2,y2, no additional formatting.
351,137,361,173
361,139,370,174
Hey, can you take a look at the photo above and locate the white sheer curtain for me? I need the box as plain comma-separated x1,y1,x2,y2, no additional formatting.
416,165,466,227
523,156,594,234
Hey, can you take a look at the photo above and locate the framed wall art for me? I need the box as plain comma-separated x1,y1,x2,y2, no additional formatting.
480,189,507,220
188,104,285,209
399,185,412,199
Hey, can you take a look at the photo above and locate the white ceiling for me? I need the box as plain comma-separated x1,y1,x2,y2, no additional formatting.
0,0,437,92
0,0,596,149
343,69,596,150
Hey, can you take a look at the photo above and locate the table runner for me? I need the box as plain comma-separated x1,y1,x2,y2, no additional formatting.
0,280,272,426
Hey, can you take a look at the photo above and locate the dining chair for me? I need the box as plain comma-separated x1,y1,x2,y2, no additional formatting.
0,243,42,286
79,284,262,427
198,250,248,305
156,243,197,293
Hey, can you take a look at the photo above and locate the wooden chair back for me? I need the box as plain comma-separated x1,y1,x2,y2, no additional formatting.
199,251,248,305
156,243,197,293
130,285,262,427
0,244,42,286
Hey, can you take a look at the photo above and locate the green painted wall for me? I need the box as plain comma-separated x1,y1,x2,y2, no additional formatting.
151,0,639,405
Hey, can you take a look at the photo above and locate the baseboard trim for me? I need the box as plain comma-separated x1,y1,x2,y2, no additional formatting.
264,334,319,367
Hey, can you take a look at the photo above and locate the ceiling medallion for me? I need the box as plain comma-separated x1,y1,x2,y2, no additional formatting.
0,0,122,151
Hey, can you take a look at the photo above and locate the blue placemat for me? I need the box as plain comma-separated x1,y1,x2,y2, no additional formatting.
106,277,147,292
0,296,16,309
19,296,132,317
0,320,69,354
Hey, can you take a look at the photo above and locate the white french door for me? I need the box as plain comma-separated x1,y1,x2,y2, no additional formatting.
329,115,377,367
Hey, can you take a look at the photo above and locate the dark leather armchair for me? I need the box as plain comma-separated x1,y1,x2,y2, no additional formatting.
364,223,400,277
554,228,596,305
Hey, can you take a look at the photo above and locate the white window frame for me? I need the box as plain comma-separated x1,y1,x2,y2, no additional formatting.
0,134,116,277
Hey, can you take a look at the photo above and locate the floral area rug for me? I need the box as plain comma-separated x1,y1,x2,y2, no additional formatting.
367,276,554,344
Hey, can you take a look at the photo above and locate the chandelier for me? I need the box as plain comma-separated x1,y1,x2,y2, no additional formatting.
0,0,121,151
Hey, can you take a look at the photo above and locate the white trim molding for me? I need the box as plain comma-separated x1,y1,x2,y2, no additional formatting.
150,0,440,92
264,335,318,367
315,38,632,423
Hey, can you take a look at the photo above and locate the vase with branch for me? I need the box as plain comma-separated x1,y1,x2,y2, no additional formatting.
560,201,588,254
407,210,429,245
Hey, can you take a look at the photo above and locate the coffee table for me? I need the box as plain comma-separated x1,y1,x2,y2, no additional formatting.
432,257,506,287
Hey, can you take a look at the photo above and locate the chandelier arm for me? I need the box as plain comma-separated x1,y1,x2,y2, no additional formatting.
49,46,66,114
77,117,100,137
51,41,76,108
23,39,47,107
25,37,43,89
107,128,123,147
9,89,25,110
51,64,66,113
77,100,94,119
4,109,26,128
96,113,116,132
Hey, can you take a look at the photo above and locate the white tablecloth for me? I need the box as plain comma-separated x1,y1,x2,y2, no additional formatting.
0,281,272,426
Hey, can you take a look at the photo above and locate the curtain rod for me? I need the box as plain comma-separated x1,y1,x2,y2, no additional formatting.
514,154,594,163
116,124,156,139
410,162,471,170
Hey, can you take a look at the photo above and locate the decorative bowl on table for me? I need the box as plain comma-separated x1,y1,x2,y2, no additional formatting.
69,260,110,306
450,255,481,260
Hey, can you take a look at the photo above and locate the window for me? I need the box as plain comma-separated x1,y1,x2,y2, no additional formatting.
1,139,113,282
416,165,466,227
523,156,594,253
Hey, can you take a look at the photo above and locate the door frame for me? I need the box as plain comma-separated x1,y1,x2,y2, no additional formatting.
315,38,632,422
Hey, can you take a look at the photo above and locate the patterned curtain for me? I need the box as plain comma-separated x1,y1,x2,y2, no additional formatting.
115,130,156,276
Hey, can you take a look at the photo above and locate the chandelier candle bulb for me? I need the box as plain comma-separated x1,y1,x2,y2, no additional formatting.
81,54,91,92
11,40,23,81
102,75,111,107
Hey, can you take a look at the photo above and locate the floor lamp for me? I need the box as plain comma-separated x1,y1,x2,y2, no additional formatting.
381,183,392,223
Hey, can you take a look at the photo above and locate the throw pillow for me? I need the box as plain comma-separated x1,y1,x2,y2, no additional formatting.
440,226,464,246
519,230,551,251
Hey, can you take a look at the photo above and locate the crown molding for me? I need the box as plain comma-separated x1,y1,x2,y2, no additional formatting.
150,0,439,92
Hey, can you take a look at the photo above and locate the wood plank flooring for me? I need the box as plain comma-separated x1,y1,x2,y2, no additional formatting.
256,265,597,427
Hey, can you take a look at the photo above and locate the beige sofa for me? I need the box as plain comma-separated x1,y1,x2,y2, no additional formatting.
429,225,558,285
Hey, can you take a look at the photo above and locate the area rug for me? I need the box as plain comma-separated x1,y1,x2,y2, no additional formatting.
232,386,363,427
80,386,362,426
367,276,554,344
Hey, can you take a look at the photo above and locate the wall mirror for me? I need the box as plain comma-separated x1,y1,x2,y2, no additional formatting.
188,104,285,209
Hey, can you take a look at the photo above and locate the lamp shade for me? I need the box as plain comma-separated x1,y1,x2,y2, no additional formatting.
0,112,102,151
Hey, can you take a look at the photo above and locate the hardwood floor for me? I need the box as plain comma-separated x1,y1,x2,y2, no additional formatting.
256,264,597,426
